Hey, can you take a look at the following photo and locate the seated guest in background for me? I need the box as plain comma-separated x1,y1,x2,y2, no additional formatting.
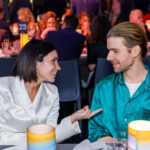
129,9,150,40
70,0,104,19
143,12,150,40
10,8,35,49
0,7,13,41
9,0,32,24
39,11,59,40
111,0,135,26
88,22,150,143
27,22,41,40
0,39,101,145
45,15,85,61
78,11,92,40
87,15,110,71
129,9,145,32
17,7,35,24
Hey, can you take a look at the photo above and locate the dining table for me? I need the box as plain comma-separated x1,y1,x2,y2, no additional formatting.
0,144,77,150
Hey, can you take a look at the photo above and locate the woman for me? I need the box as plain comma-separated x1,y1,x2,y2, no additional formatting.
27,22,41,40
87,15,110,71
78,11,92,40
39,11,59,40
0,39,101,145
17,7,35,23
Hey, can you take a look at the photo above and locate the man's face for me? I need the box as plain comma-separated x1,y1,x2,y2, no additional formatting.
130,10,143,25
107,37,135,73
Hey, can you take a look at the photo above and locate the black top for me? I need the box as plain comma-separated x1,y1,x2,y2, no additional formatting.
87,42,108,64
41,0,66,18
45,28,85,61
0,20,13,40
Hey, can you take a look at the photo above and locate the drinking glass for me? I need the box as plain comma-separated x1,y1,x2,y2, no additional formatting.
118,131,128,149
107,143,127,150
2,39,10,51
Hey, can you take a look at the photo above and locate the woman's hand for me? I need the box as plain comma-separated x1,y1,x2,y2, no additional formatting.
40,27,56,39
71,105,103,123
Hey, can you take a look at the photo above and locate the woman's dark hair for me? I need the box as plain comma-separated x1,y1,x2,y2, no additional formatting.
90,15,110,44
11,39,55,82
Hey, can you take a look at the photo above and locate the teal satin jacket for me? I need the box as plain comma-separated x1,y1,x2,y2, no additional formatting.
88,66,150,142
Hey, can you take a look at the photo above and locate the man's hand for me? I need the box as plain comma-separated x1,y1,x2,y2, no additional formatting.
98,136,118,143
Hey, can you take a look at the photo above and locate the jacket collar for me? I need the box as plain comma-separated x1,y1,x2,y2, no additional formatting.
62,27,74,32
116,65,150,99
11,77,51,123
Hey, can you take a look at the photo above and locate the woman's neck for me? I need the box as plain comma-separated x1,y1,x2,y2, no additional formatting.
25,81,41,102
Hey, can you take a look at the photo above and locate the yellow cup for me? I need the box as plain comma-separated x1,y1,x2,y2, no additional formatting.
128,120,150,150
27,124,56,150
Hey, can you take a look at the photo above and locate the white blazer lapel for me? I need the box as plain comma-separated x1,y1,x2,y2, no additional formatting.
12,77,38,123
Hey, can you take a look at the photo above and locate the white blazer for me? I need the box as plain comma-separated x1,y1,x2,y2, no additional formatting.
0,77,80,145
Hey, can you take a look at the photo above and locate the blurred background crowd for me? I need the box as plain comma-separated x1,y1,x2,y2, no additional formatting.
0,0,150,59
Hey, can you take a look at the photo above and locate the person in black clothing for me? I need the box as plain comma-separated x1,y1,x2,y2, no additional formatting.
9,0,32,24
114,0,135,25
45,15,85,61
0,7,13,41
87,15,110,71
41,0,66,19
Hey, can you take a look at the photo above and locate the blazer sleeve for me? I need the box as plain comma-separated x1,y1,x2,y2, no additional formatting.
56,116,81,143
46,86,60,127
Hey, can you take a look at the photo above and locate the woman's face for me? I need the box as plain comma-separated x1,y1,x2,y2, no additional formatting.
18,12,26,22
27,25,36,40
47,17,56,30
80,16,91,27
36,50,61,83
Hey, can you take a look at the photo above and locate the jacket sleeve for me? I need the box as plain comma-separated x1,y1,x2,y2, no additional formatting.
88,85,110,142
56,116,81,143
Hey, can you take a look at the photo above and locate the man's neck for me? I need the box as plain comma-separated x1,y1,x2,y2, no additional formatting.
123,62,148,83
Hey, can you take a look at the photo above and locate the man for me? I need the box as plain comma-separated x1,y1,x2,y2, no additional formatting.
88,22,150,143
70,0,104,19
129,9,150,40
45,15,85,61
129,9,145,32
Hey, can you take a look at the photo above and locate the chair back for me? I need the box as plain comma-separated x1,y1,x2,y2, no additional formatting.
0,57,17,77
95,58,114,86
144,56,150,68
54,59,81,111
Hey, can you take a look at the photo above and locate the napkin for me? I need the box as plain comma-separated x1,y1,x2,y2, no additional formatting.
73,139,107,150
